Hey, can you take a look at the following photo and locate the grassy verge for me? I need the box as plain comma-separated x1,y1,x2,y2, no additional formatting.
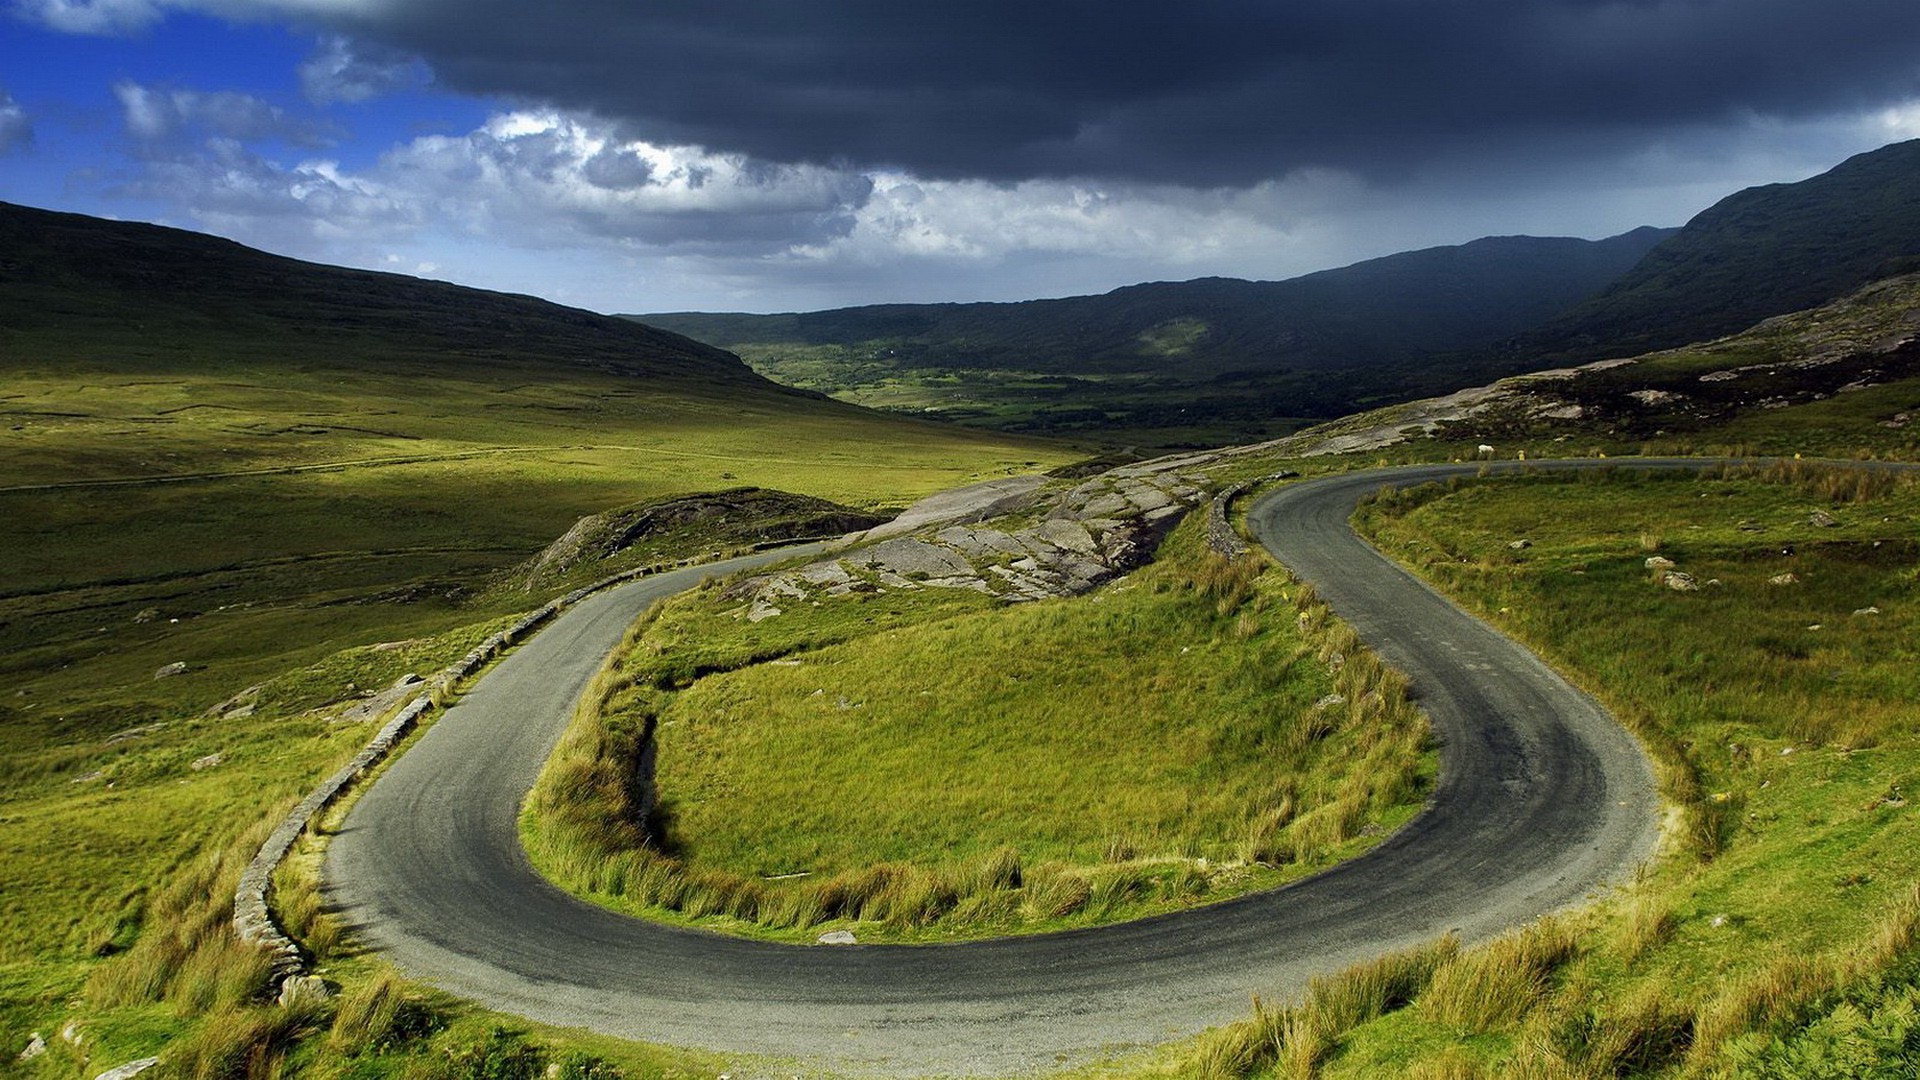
523,515,1436,943
1163,460,1920,1078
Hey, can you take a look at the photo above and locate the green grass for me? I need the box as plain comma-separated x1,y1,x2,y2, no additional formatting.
0,205,1079,1076
523,516,1435,943
725,340,1322,449
1189,461,1920,1079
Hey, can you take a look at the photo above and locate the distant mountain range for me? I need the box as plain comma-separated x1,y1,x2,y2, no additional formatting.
640,229,1674,379
635,139,1920,443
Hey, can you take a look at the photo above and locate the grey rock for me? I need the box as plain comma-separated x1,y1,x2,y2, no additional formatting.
132,607,160,623
746,600,783,623
1810,510,1839,528
923,575,994,594
1662,572,1699,592
190,753,224,771
1079,492,1133,518
1030,519,1099,557
1644,556,1676,571
18,1033,45,1061
816,930,858,945
856,538,975,579
153,662,189,679
94,1058,160,1080
1769,572,1800,586
1118,481,1177,514
797,561,854,587
1508,539,1532,550
277,974,332,1009
1853,605,1882,616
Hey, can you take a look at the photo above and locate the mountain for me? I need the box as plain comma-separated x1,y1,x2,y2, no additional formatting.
1520,139,1920,361
641,229,1673,379
0,201,762,386
1258,270,1920,463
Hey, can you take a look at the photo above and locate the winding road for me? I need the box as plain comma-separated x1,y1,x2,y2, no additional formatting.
323,462,1662,1076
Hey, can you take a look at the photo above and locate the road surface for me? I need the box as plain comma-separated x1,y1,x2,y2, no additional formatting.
323,462,1662,1076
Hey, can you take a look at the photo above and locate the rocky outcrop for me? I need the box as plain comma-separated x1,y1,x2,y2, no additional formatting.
727,460,1217,612
519,488,892,591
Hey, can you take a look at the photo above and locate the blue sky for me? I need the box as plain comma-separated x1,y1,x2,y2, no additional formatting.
3,1,1919,314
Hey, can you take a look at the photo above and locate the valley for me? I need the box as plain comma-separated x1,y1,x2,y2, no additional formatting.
5,135,1920,1080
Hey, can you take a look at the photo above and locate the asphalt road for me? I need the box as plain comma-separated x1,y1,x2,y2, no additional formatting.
323,462,1663,1076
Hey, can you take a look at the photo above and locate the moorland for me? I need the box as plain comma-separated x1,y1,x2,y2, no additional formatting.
3,137,1920,1080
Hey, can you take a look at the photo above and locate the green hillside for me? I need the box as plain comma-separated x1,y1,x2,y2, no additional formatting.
635,230,1671,446
1522,138,1920,362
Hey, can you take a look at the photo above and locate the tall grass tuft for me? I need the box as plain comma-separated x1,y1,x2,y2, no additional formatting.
87,820,277,1013
1422,918,1580,1033
1186,938,1457,1078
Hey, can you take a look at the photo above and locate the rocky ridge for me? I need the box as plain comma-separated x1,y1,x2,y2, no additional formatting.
725,454,1223,619
1222,272,1920,459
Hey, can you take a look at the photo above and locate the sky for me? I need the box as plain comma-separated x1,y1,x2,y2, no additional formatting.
2,1,1919,314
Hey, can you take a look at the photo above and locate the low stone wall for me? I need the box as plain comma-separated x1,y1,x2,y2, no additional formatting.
1206,481,1253,558
230,555,718,985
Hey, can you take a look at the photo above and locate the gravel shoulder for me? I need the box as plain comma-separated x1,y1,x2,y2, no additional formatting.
322,464,1663,1077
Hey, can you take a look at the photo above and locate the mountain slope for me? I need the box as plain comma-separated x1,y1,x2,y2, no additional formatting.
1253,271,1920,462
0,201,759,385
1522,139,1920,361
642,228,1672,378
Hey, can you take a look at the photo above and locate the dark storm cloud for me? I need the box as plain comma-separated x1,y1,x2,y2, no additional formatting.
309,0,1920,184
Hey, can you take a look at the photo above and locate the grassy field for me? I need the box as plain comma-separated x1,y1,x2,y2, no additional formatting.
523,516,1434,943
0,379,1069,1075
724,341,1327,449
1156,462,1920,1078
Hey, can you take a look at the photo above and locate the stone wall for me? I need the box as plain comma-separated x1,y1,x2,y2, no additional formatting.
230,559,703,985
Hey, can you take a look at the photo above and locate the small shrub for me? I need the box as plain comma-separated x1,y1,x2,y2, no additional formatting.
444,1028,547,1080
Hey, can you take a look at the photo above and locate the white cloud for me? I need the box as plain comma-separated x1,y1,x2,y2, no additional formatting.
346,110,874,249
299,35,425,104
791,169,1363,273
1875,101,1920,141
114,80,336,149
10,0,163,34
0,90,29,153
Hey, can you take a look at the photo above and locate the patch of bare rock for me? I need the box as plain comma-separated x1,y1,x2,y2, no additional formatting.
727,459,1217,615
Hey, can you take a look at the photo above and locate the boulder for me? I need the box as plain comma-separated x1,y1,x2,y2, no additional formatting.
1644,556,1676,571
277,975,332,1009
1508,539,1532,551
153,662,189,679
18,1033,45,1061
817,930,858,945
1810,510,1839,528
190,753,224,771
1769,572,1800,586
1662,572,1699,592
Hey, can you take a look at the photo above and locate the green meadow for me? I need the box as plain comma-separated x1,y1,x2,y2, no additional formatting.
523,517,1433,943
